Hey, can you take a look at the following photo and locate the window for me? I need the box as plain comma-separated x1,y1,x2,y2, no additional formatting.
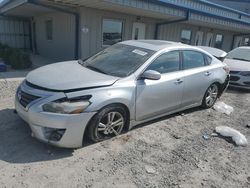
82,44,154,77
204,55,212,65
244,38,250,46
214,34,224,49
180,30,192,44
183,51,205,69
45,20,53,40
102,19,123,46
146,51,180,74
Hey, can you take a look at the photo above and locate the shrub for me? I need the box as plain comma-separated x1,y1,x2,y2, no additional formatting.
9,50,32,70
0,44,13,64
0,43,32,69
2,46,14,65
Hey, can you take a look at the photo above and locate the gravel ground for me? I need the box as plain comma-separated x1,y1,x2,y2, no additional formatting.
0,79,249,188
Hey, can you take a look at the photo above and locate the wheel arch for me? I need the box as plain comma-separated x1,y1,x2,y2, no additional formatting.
213,78,228,98
83,102,131,143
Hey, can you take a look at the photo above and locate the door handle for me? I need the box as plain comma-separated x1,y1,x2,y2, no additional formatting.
205,71,211,76
175,79,183,84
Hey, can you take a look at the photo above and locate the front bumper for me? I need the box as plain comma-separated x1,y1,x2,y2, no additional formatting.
15,87,96,148
229,73,250,90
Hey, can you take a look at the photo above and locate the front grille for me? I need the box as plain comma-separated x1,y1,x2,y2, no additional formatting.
230,76,240,81
230,71,240,74
19,91,40,108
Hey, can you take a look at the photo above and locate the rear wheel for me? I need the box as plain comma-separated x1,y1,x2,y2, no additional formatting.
87,105,126,142
202,83,219,108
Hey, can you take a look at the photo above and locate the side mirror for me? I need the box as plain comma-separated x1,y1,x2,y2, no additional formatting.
140,70,161,80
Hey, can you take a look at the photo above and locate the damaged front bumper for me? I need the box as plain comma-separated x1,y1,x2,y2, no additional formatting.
15,83,96,148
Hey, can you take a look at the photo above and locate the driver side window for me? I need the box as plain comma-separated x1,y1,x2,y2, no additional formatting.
146,51,180,74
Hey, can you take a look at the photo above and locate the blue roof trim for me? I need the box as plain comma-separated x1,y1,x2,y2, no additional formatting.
147,0,250,26
200,0,250,18
158,0,250,18
157,0,250,19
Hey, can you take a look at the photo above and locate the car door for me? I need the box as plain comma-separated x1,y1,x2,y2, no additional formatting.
181,50,212,107
135,51,184,121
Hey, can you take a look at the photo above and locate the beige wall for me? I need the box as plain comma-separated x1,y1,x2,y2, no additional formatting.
79,7,158,59
32,7,239,61
34,11,75,61
158,22,234,52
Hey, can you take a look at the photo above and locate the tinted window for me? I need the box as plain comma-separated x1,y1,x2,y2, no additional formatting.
183,51,205,69
102,19,123,46
81,44,154,77
146,51,180,74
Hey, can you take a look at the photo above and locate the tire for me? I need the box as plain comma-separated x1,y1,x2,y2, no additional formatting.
87,105,127,142
202,83,219,108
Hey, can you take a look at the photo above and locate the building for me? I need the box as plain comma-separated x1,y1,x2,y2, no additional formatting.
0,15,31,50
1,0,250,61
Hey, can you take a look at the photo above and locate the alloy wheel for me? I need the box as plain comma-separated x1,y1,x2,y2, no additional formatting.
97,111,124,137
205,84,218,107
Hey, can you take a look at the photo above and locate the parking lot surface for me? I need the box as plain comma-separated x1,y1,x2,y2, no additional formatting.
0,80,249,188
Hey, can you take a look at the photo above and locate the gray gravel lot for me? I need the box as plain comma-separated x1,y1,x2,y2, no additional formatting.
0,79,249,188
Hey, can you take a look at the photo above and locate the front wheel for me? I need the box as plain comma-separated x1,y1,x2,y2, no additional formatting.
87,105,127,142
202,84,219,108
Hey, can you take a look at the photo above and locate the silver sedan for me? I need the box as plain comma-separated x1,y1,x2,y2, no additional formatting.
15,40,229,148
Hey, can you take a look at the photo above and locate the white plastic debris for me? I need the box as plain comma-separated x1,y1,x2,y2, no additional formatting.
145,165,157,174
213,101,234,115
215,126,248,146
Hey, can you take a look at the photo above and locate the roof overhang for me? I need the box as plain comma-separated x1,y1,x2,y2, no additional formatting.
0,0,78,17
1,0,250,33
0,0,53,17
41,0,250,33
0,0,185,21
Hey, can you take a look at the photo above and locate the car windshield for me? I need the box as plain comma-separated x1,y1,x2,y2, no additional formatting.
226,48,250,62
80,44,155,77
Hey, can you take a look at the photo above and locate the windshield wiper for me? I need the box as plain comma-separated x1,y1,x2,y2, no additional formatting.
232,57,249,61
86,65,107,74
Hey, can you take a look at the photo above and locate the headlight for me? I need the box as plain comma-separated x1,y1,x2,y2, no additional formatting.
43,96,91,114
240,71,250,77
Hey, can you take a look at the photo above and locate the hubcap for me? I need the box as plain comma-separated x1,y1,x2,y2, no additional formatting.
205,85,218,106
97,112,124,136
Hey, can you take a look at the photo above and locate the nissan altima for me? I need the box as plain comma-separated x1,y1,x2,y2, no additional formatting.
15,40,229,148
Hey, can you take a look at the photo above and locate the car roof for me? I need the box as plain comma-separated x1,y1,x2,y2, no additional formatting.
121,40,189,51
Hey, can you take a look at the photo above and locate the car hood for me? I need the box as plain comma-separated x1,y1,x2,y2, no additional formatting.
26,61,119,91
224,58,250,72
